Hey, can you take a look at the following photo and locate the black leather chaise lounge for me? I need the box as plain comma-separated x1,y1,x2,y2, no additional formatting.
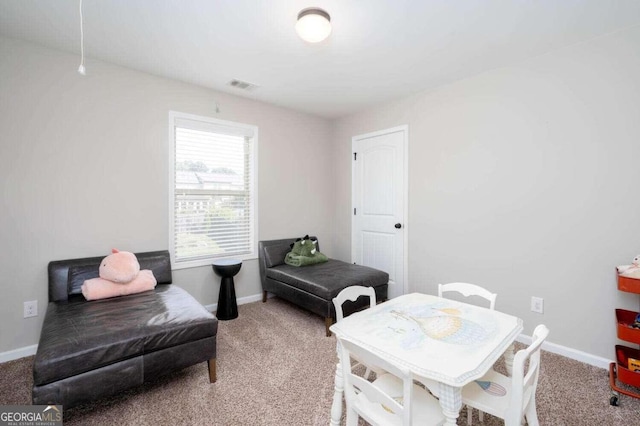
32,250,218,409
259,237,389,336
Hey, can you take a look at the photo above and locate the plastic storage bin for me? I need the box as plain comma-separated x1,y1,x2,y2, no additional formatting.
618,275,640,293
610,274,640,406
616,309,640,344
614,345,640,388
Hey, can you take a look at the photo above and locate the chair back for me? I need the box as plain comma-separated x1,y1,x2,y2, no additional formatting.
338,337,413,425
333,285,377,322
438,282,497,310
505,324,549,425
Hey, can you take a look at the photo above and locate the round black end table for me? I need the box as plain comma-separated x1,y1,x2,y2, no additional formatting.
212,259,242,320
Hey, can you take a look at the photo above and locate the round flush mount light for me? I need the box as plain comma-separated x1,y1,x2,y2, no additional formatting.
295,7,331,43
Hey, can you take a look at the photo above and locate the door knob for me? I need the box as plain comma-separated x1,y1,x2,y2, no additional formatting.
394,223,402,229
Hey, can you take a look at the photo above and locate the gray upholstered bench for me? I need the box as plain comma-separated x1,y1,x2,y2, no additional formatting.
259,238,389,336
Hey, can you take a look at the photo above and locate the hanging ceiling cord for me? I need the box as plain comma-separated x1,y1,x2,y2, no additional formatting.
78,0,86,75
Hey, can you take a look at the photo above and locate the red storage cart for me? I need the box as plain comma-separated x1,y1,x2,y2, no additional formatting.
609,275,640,406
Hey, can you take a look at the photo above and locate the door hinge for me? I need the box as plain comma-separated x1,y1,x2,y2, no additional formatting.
353,152,357,161
354,208,356,215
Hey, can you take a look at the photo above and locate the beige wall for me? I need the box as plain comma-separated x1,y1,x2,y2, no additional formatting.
332,25,640,360
0,37,334,353
3,24,640,362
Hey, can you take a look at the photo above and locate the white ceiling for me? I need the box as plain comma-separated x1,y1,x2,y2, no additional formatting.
1,1,640,119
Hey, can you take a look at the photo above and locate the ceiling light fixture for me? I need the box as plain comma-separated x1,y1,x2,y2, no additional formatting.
295,8,331,43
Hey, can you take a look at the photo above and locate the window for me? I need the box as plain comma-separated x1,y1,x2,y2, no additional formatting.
169,111,258,269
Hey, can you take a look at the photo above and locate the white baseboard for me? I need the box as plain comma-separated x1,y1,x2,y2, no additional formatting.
515,334,613,370
0,344,38,363
204,292,269,312
0,293,613,370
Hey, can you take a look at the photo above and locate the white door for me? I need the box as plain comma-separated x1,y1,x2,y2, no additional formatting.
352,126,407,299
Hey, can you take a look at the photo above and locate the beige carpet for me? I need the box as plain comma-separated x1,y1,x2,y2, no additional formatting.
1,297,639,425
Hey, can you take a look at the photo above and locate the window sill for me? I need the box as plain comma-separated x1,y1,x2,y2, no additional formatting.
171,253,257,270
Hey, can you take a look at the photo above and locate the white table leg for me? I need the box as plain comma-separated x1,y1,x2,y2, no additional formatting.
503,343,516,377
438,382,462,426
330,342,344,426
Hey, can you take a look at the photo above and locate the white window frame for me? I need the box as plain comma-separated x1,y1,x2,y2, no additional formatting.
168,111,258,269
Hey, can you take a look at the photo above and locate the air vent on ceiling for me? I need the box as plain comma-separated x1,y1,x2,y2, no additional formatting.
227,79,259,91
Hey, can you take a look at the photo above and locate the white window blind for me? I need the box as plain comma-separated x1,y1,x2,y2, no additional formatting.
169,112,257,268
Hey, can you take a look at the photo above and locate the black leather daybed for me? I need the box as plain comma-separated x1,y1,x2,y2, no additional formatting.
259,237,389,336
32,250,218,409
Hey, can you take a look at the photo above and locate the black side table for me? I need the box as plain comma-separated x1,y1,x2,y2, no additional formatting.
212,259,242,320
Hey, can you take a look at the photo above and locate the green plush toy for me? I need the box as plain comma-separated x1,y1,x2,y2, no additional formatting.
291,235,318,257
285,235,328,267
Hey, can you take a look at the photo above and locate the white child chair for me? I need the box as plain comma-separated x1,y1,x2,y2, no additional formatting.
333,285,377,322
333,285,379,379
338,336,446,426
462,324,549,426
430,281,498,423
438,282,497,310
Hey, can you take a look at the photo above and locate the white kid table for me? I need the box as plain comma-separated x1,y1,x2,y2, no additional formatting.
329,292,523,426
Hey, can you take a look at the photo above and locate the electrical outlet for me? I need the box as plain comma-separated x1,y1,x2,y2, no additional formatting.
531,296,544,314
24,300,38,318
